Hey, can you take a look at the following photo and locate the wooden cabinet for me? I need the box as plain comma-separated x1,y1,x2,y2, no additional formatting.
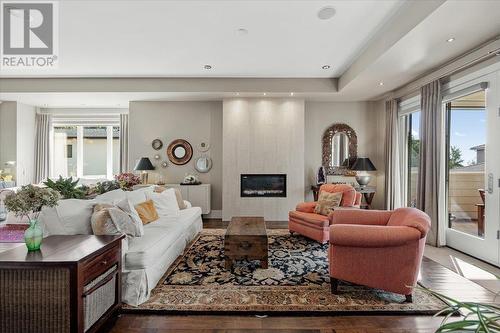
0,234,124,333
166,184,211,214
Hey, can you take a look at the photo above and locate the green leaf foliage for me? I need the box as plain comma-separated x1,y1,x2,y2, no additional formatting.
44,176,86,199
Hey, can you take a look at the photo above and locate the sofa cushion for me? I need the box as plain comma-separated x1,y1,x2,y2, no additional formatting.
155,187,187,210
146,188,180,217
55,199,94,234
125,207,202,269
134,199,159,225
115,198,144,236
314,191,342,216
127,186,155,206
95,189,126,203
289,210,330,227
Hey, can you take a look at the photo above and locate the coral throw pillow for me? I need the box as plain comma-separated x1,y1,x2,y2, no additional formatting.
135,199,159,224
314,191,343,216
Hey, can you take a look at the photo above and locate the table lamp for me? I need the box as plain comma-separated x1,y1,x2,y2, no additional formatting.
134,157,155,184
351,157,376,188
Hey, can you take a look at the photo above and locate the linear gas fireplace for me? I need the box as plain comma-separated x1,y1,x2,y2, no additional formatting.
240,174,287,197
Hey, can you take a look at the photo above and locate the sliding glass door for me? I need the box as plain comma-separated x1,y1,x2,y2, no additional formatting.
444,87,499,265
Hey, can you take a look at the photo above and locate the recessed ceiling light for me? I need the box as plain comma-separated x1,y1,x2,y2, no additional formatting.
290,92,294,96
379,82,384,86
235,92,240,96
317,6,336,20
237,28,248,36
322,65,331,70
447,37,455,43
204,64,212,70
263,93,267,96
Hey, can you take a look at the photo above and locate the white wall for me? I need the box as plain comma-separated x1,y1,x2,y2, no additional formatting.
223,98,305,221
128,101,223,210
0,102,36,186
304,101,386,209
0,102,17,179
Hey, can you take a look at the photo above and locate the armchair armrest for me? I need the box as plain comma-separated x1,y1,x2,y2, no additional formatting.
296,202,316,213
330,225,421,247
330,209,392,226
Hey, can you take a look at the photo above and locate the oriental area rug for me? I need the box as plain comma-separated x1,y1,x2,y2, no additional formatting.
125,229,445,314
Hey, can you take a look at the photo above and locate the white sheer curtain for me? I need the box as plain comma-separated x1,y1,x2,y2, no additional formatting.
119,114,129,172
384,99,403,210
417,80,443,246
34,113,51,183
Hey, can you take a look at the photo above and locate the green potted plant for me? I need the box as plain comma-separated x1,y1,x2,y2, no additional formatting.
44,176,86,199
4,185,59,251
419,286,500,332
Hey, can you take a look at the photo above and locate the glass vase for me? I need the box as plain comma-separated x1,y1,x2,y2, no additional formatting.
24,219,43,251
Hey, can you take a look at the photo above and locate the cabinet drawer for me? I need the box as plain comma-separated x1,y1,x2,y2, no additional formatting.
82,246,119,283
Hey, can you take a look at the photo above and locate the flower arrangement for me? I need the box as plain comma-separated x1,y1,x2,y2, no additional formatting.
4,185,59,221
4,185,60,251
115,173,141,191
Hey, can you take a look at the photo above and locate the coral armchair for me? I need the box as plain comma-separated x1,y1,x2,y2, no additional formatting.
288,184,361,243
328,208,430,302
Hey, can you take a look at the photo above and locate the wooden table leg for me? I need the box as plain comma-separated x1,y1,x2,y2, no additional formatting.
224,258,232,271
260,258,268,269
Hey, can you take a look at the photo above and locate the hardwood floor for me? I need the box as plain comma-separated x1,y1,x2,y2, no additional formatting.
109,220,498,333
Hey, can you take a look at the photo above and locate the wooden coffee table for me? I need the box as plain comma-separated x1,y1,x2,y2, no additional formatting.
224,216,268,270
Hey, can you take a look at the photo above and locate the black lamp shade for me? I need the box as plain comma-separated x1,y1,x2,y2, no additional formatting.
134,157,155,171
351,158,376,171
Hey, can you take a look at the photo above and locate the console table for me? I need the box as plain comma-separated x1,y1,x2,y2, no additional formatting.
0,234,124,333
310,184,376,209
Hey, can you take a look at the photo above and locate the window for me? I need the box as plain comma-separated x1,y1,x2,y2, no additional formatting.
407,112,420,207
398,96,421,207
66,144,73,158
51,120,120,180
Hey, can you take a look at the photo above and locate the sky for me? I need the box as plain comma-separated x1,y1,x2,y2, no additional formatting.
411,108,486,165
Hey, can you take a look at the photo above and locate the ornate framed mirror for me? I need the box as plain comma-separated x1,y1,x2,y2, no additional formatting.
167,139,193,165
322,123,357,174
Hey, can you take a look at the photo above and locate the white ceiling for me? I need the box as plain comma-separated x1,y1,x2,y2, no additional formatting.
1,0,500,107
0,0,403,78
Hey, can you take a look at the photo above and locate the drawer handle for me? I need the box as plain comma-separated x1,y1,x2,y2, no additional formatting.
101,260,108,265
240,242,251,250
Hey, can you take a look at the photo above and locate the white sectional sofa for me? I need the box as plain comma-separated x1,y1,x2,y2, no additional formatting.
38,186,203,306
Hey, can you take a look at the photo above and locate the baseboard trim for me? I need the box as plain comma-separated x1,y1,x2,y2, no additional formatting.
203,210,222,219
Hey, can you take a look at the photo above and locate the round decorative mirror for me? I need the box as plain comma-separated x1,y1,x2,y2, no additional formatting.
152,139,163,150
194,156,212,173
174,146,186,159
167,139,193,165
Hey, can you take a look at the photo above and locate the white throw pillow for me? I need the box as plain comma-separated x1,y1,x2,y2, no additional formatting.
146,188,180,217
55,199,95,235
115,198,144,236
126,186,154,206
95,189,126,204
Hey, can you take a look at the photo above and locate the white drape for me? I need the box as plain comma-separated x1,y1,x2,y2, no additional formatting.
418,80,443,246
384,99,402,210
120,114,129,172
34,113,51,183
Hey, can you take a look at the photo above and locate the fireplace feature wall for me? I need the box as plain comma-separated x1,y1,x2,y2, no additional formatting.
241,174,286,197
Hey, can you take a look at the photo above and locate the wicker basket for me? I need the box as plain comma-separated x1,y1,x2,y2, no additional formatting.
83,265,118,331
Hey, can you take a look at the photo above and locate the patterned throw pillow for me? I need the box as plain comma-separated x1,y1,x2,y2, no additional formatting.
91,202,143,237
134,199,160,225
314,191,343,216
